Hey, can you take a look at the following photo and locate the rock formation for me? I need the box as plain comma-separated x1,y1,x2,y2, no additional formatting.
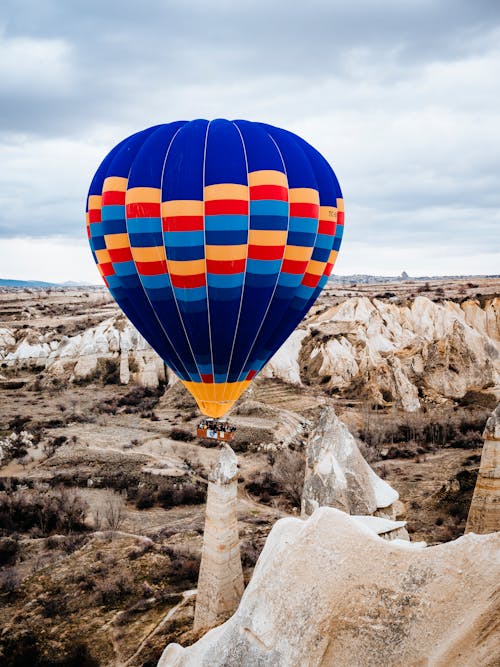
1,296,498,404
466,403,500,534
193,444,244,632
1,317,168,388
263,296,500,410
302,405,399,517
160,508,500,667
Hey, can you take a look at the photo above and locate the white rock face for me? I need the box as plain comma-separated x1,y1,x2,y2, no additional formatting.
159,508,500,667
302,405,398,517
266,296,500,410
1,317,166,388
261,329,307,385
0,328,16,351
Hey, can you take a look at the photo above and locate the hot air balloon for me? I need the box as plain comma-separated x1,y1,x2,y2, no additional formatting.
86,119,344,427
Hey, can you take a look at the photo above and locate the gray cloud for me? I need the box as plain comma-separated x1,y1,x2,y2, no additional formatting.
0,0,499,276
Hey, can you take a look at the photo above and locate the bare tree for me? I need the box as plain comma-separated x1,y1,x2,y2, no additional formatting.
103,490,126,532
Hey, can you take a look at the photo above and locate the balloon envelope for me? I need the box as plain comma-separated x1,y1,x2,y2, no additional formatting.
86,119,344,417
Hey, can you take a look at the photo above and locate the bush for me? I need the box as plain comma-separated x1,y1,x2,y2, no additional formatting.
0,537,20,566
168,428,195,442
0,488,88,535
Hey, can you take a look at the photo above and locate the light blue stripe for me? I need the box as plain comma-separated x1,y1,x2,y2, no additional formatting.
163,230,205,246
198,364,213,375
315,234,334,249
336,225,344,239
208,273,244,288
127,218,161,234
246,259,281,275
114,261,136,276
295,284,315,300
205,214,247,231
174,286,207,302
141,273,171,289
250,200,288,216
289,217,318,233
101,205,125,221
278,272,303,287
318,275,329,288
106,275,122,289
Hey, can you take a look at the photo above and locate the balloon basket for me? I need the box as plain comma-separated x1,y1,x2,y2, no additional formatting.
196,419,236,443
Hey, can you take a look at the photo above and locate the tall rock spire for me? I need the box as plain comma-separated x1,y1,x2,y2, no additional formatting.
466,403,500,534
193,444,244,632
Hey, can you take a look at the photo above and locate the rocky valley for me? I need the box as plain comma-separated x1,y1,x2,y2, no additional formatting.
0,277,499,666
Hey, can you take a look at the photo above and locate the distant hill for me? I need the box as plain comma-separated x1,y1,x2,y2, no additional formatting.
0,279,98,288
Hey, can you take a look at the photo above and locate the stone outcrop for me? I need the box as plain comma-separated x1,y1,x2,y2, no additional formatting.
302,405,399,517
193,444,244,632
263,296,500,410
1,317,168,388
2,296,498,403
466,403,500,534
160,508,500,667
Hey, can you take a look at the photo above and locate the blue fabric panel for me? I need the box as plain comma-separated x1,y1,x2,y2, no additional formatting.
129,232,162,247
90,235,106,251
101,205,125,221
167,245,205,261
205,119,247,186
287,231,316,247
246,259,282,275
205,230,248,245
205,215,248,231
250,200,288,217
163,231,205,246
233,120,286,173
101,219,127,235
249,214,288,231
208,274,245,288
127,218,161,234
162,120,208,201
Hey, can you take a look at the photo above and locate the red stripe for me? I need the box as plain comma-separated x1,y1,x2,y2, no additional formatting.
201,373,213,383
324,262,334,276
290,202,319,218
205,199,248,215
99,262,115,277
136,260,168,276
170,273,206,288
108,247,133,263
248,245,284,260
206,258,246,274
126,202,161,218
281,259,309,274
86,226,91,239
337,211,344,225
162,216,204,232
318,220,336,236
102,190,126,205
88,209,101,223
302,273,321,288
246,370,257,380
250,185,288,201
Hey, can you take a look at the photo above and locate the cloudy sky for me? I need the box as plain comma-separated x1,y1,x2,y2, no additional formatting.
1,0,499,283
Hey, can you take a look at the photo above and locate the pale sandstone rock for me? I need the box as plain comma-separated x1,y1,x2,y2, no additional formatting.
302,405,398,517
0,328,16,351
193,445,244,632
266,296,499,410
160,508,500,667
466,403,500,534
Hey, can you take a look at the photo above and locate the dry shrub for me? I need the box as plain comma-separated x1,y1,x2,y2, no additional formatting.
0,488,88,535
270,449,305,507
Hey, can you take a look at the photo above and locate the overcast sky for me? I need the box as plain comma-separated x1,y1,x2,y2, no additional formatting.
1,0,499,282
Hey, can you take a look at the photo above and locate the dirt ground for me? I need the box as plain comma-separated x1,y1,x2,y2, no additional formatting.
0,279,497,666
